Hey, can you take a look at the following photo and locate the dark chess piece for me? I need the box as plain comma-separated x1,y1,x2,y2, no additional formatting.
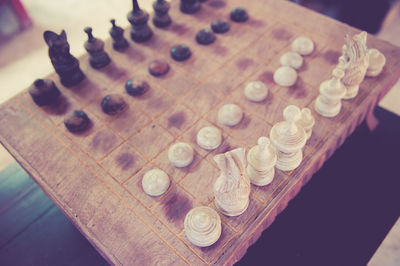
125,76,150,96
211,19,230,34
152,0,172,28
170,44,191,61
28,78,61,106
43,30,85,87
230,8,249,22
109,19,129,51
101,94,127,115
196,29,216,45
64,110,91,133
127,0,153,42
84,27,111,69
180,0,200,14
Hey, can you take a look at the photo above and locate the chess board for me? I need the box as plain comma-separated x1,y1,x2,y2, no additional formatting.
1,0,400,265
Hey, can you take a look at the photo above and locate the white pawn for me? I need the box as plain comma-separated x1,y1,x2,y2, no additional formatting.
295,108,315,140
246,137,277,186
315,68,346,118
270,105,307,171
244,81,268,102
366,48,386,77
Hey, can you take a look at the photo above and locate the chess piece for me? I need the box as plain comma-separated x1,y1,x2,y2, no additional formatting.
197,126,222,150
337,31,369,99
218,104,243,126
43,30,85,87
127,0,153,42
366,48,386,77
125,76,150,96
244,81,268,102
214,147,250,216
184,206,221,247
64,110,91,133
273,66,298,87
280,51,303,70
315,68,346,118
152,0,172,28
211,19,230,34
180,0,200,14
170,44,191,61
142,169,170,196
270,105,307,171
292,36,314,56
246,137,277,186
101,94,127,115
84,27,111,69
230,8,249,22
28,79,61,106
109,19,129,51
295,108,315,140
196,29,216,45
148,60,170,76
168,142,194,167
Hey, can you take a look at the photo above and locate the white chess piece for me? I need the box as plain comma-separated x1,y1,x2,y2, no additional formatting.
338,31,369,99
315,68,346,118
292,36,314,56
366,48,386,77
273,66,298,87
218,104,243,126
295,108,315,140
168,142,194,167
142,169,170,196
184,206,221,247
280,51,303,70
246,137,277,186
270,105,307,171
214,147,250,216
244,81,268,102
197,126,222,150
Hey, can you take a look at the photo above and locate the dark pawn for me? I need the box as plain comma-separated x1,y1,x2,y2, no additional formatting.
230,8,249,22
64,110,90,133
127,0,153,42
126,76,150,96
109,19,129,51
211,19,230,34
84,27,111,69
180,0,200,14
29,79,61,106
43,30,85,87
153,0,172,28
196,29,216,45
148,60,170,77
101,94,127,115
170,44,191,61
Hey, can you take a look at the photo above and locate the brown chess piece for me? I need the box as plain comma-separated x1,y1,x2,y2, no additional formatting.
127,0,153,42
84,27,111,69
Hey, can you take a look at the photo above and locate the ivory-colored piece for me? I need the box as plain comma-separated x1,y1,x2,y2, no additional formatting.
246,136,277,186
338,31,369,99
295,108,315,140
280,51,303,70
142,168,170,197
168,142,194,168
366,48,386,77
197,126,222,150
291,36,314,56
184,206,221,247
244,81,268,102
218,104,243,126
270,105,306,171
273,66,298,87
315,68,346,117
214,147,250,216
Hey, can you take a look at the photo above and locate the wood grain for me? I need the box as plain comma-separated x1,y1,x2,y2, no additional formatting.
1,0,400,265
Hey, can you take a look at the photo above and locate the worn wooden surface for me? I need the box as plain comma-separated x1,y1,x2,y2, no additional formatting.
1,0,400,265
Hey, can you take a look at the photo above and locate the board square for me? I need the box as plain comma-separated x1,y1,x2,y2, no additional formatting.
62,109,103,144
152,184,200,235
156,103,200,137
107,105,151,140
131,86,176,119
81,125,124,161
247,35,286,64
100,142,148,183
124,162,175,208
204,135,246,168
129,122,175,161
274,78,319,108
83,87,119,123
299,58,333,89
251,169,291,203
180,159,219,205
230,114,272,149
179,221,236,264
39,94,83,126
182,86,222,117
228,54,262,80
65,78,107,106
227,84,267,115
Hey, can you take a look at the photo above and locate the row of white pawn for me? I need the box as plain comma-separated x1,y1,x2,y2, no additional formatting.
247,104,314,186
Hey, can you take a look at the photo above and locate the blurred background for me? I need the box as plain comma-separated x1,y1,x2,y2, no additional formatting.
0,0,399,265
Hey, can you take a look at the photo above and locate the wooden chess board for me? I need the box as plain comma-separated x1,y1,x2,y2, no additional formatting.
1,0,400,265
